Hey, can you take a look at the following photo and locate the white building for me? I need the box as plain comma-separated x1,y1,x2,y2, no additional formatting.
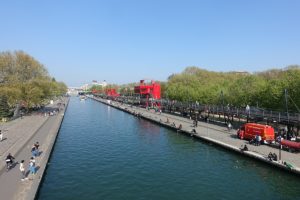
80,80,108,91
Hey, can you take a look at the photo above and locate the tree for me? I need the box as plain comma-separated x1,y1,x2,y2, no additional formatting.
164,66,300,111
0,50,67,115
0,95,10,118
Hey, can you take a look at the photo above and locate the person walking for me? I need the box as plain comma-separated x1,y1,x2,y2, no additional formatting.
20,160,28,181
0,130,2,141
29,157,36,179
228,122,232,131
257,135,262,146
255,134,261,146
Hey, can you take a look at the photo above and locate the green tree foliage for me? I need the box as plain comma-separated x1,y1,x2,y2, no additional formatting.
158,81,167,98
89,85,103,91
165,66,300,111
119,82,137,96
0,50,67,115
0,95,10,118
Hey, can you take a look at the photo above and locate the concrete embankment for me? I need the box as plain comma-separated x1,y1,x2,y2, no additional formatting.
0,97,69,200
91,96,300,176
26,98,69,200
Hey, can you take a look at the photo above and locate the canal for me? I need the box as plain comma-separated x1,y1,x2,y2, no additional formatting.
37,97,300,200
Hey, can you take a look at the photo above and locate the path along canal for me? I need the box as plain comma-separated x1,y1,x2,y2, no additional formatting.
37,97,300,200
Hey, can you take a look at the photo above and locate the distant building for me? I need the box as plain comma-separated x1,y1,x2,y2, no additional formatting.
80,80,108,90
67,87,81,95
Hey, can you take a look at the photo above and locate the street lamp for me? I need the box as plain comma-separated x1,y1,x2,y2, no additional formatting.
221,90,225,123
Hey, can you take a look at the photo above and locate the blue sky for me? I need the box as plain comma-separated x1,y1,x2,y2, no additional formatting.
1,0,299,86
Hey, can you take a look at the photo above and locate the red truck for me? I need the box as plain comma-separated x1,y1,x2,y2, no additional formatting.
237,123,275,144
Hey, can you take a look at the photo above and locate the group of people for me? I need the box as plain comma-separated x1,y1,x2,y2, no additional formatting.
5,141,40,181
268,152,278,161
19,157,36,181
250,134,262,146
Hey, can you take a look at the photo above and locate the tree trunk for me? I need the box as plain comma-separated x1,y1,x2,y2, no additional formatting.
13,103,21,119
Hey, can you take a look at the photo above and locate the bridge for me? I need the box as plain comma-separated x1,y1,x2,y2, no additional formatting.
67,87,83,95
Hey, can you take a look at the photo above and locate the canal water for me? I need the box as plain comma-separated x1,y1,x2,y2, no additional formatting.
37,97,300,200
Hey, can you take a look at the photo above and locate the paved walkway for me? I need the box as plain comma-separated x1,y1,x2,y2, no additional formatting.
0,98,68,200
0,114,48,171
94,97,300,174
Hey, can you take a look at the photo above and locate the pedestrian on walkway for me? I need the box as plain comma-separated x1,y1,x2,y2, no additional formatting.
257,135,262,146
255,134,261,146
29,157,36,178
20,160,27,181
0,130,2,141
228,122,232,131
194,115,198,127
34,142,40,156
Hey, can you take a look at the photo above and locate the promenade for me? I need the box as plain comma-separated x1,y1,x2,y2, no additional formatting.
92,96,300,176
0,98,68,200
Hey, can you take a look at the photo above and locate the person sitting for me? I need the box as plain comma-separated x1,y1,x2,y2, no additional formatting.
272,153,278,161
31,146,38,157
166,118,170,123
249,137,256,145
178,124,182,130
34,142,40,156
240,144,248,151
267,152,278,161
268,152,273,161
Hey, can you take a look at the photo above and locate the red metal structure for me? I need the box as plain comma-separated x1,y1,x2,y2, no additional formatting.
105,88,119,98
281,139,300,151
134,80,161,107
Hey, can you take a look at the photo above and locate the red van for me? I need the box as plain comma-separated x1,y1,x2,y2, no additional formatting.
237,123,275,144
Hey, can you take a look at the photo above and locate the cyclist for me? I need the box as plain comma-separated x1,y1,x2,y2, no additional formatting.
6,153,15,170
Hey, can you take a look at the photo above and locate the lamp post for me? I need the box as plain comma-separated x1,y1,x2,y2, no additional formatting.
221,90,225,123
